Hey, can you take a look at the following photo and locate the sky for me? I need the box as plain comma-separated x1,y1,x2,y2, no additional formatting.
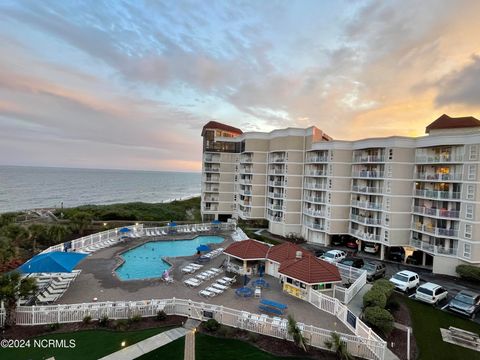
0,0,479,172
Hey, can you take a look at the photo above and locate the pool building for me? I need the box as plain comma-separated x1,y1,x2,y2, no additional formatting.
224,240,341,300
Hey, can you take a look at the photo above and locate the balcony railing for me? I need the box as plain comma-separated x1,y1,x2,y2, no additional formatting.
238,199,251,207
268,168,285,175
203,186,219,192
204,167,220,172
304,196,327,204
414,189,461,200
305,170,327,176
304,222,326,231
351,200,382,210
203,197,219,202
241,167,253,174
415,154,463,163
349,228,380,242
412,223,459,238
305,156,328,163
238,188,252,196
267,214,283,222
413,206,460,219
239,178,252,185
410,239,458,256
271,157,286,163
303,208,326,218
240,155,253,163
267,192,284,199
353,155,385,163
414,172,462,181
352,171,384,178
204,155,220,163
304,182,327,190
350,214,382,226
202,205,218,212
268,203,283,211
351,185,383,194
203,177,220,183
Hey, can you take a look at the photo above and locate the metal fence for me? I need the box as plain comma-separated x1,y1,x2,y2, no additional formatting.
0,307,4,327
308,289,386,360
12,297,385,360
333,263,367,304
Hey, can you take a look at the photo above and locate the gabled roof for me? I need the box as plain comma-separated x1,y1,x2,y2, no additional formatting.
201,121,243,136
266,242,313,263
278,256,341,284
426,114,480,133
223,239,270,260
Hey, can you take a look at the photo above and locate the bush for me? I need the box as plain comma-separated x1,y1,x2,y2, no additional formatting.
47,322,61,331
363,289,387,309
129,314,142,323
98,315,109,327
372,279,395,299
203,319,220,332
83,315,92,324
216,325,236,338
115,319,130,330
363,306,394,335
386,299,400,313
156,310,167,321
456,265,480,282
248,332,259,343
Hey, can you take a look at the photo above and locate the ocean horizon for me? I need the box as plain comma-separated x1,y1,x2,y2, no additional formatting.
0,165,201,213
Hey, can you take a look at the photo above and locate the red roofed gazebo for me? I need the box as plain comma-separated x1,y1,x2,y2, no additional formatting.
278,254,341,300
265,242,313,278
223,239,270,276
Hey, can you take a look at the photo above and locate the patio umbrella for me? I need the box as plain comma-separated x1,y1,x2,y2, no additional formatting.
119,227,131,233
211,220,221,224
196,244,210,252
235,286,254,298
168,221,177,227
19,251,87,273
251,278,270,288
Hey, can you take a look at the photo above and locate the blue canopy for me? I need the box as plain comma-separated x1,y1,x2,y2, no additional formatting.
19,251,87,273
119,227,131,233
235,287,254,298
260,298,287,310
168,221,177,227
196,244,210,252
251,278,269,288
211,220,221,224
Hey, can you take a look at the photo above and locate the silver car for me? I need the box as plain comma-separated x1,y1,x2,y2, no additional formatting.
448,290,480,318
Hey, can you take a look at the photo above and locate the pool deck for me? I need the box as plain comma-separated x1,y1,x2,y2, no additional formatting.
57,231,351,334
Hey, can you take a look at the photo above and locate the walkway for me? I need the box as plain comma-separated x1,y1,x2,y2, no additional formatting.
184,330,195,360
98,327,187,360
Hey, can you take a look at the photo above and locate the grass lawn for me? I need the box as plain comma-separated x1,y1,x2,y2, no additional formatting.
137,333,311,360
0,326,174,360
402,296,480,360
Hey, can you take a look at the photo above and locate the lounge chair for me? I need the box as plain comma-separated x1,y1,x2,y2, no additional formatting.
216,279,230,286
181,266,195,274
195,274,209,281
199,290,214,298
212,283,228,291
190,263,203,269
37,293,59,303
206,287,223,295
184,279,201,287
204,270,216,277
44,287,65,295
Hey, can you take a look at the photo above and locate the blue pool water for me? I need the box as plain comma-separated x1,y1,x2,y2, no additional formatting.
115,236,224,280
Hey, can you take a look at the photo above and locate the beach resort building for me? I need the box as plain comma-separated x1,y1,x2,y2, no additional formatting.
201,115,480,275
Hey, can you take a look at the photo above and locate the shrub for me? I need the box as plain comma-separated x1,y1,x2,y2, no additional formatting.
115,319,130,330
386,299,400,313
372,279,395,298
83,315,92,324
363,289,387,309
47,322,61,331
203,319,220,332
129,314,142,323
248,332,259,343
363,306,394,335
156,310,167,321
98,315,109,327
456,265,480,282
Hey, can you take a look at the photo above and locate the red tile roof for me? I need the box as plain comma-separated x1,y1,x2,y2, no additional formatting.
278,256,341,284
223,239,270,260
266,242,313,263
426,114,480,133
201,121,243,136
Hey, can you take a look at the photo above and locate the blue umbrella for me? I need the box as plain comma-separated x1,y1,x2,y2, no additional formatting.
168,221,177,227
196,244,210,252
211,220,221,224
19,252,87,273
119,227,131,233
235,286,254,298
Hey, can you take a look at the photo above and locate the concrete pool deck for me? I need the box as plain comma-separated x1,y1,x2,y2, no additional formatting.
57,231,351,334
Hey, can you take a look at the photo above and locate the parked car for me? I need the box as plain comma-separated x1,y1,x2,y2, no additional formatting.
321,250,347,263
448,290,480,318
363,242,379,254
361,261,386,281
389,270,419,292
406,250,423,265
331,236,346,246
345,239,358,249
415,282,448,305
314,249,325,258
388,247,405,262
340,257,364,269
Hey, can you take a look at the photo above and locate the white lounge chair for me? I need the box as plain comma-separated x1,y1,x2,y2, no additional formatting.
181,266,195,274
206,287,223,295
212,283,228,291
184,279,201,287
199,290,214,298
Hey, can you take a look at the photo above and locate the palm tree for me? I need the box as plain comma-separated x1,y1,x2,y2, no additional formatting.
47,225,70,245
0,272,37,327
287,314,307,351
69,212,92,236
28,224,47,252
0,236,16,265
325,332,353,360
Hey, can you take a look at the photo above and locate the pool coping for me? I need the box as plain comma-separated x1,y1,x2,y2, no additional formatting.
112,234,226,282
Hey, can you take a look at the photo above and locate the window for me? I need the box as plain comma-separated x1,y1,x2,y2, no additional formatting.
465,224,472,239
466,204,474,220
328,179,332,189
385,198,390,211
388,149,393,160
384,215,390,226
467,184,475,200
469,145,478,161
463,243,471,258
387,165,392,177
468,165,477,181
386,181,391,194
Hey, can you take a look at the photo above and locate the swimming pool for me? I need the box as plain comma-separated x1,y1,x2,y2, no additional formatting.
115,235,224,280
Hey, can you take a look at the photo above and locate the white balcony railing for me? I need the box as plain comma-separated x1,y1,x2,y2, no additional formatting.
268,181,285,187
350,200,382,210
305,170,327,176
350,214,382,226
304,222,326,231
412,206,460,219
305,156,328,163
415,154,463,163
414,189,461,200
268,203,283,211
203,176,220,183
304,182,327,190
204,166,220,172
349,228,381,242
268,168,285,175
267,192,284,199
303,208,326,218
304,196,327,204
414,172,462,181
351,185,383,194
352,171,384,178
412,223,459,238
353,155,385,163
410,239,458,256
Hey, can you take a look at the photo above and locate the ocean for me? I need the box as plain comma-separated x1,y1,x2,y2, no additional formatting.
0,166,201,213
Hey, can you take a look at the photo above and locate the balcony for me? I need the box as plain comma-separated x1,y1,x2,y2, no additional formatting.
410,239,458,256
203,176,220,183
305,169,327,176
270,156,286,163
238,209,251,218
351,185,383,194
268,168,285,175
414,189,461,200
304,182,327,190
240,166,253,174
203,196,219,202
415,154,463,164
351,200,382,210
204,166,220,173
204,154,220,163
352,170,384,178
238,198,251,207
202,205,218,212
238,188,252,196
415,172,462,181
350,214,382,226
349,227,381,242
267,203,283,211
304,222,326,231
304,196,327,204
240,154,253,163
305,156,328,163
412,223,459,238
239,178,252,185
303,208,326,218
412,206,460,219
267,192,284,199
268,181,285,187
267,214,283,223
203,186,219,192
353,155,385,163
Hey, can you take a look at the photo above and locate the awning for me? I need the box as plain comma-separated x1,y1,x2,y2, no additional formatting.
119,227,131,233
19,251,88,273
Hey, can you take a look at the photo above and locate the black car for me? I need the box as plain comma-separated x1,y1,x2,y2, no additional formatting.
331,235,346,246
406,250,423,265
314,249,325,258
340,257,364,269
361,261,386,281
388,247,405,262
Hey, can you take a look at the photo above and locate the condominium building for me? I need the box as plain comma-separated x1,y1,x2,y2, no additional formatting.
201,114,480,275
